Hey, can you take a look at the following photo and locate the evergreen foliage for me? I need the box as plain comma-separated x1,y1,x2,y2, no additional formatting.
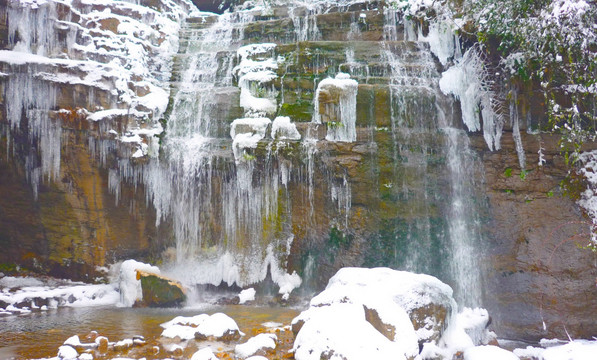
465,0,597,162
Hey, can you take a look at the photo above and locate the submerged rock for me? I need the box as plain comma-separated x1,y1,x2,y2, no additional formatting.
292,267,456,360
134,270,186,307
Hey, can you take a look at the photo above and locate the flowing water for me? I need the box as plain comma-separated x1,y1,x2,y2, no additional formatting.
1,0,491,310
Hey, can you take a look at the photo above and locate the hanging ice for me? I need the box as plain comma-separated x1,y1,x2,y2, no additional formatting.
313,73,359,142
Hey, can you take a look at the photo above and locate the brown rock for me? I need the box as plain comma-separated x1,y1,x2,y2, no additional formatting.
363,305,395,341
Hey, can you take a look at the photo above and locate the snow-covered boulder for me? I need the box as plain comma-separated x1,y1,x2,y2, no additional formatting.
235,333,277,358
161,313,244,342
191,347,218,360
292,267,456,360
118,259,161,307
57,345,78,360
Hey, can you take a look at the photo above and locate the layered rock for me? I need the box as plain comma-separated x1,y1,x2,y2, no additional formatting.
471,130,597,340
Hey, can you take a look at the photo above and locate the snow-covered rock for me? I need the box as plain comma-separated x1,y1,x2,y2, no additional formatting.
463,345,519,360
191,347,219,360
0,277,119,311
313,73,358,142
57,345,78,360
271,116,301,140
292,267,456,360
514,339,597,360
238,288,256,304
235,333,277,358
161,312,244,342
117,259,160,307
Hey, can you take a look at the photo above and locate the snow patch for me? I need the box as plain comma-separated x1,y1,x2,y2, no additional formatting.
238,288,256,304
271,116,301,140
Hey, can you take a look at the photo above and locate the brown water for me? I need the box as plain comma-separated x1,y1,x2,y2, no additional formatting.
0,305,301,359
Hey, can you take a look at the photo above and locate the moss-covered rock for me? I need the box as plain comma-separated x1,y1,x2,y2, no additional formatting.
135,270,186,307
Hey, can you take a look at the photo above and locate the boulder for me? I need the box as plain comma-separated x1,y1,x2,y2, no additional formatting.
161,313,244,342
291,267,456,360
134,270,186,307
235,333,277,358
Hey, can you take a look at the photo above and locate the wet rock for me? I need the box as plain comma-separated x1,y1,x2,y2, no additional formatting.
472,132,597,340
216,295,240,305
134,270,186,308
96,336,109,353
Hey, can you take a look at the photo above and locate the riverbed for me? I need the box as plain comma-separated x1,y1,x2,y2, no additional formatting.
0,304,300,359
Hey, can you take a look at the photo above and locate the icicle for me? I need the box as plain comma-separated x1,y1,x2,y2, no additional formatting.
313,73,358,142
510,89,527,169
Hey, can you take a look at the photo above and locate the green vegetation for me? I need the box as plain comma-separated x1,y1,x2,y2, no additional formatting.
465,0,597,163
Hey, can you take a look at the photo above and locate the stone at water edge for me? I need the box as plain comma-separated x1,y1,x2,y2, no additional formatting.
292,267,457,360
134,270,186,307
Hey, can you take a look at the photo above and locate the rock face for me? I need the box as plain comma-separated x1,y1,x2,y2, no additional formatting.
470,130,597,340
0,0,595,342
135,270,186,307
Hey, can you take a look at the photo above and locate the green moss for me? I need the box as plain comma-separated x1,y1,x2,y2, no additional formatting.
278,100,313,122
138,273,186,307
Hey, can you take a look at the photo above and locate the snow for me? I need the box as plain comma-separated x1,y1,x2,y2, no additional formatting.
439,48,503,151
63,335,82,348
1,0,197,197
161,324,198,340
235,333,277,358
422,21,457,66
0,276,45,288
191,347,218,360
463,345,519,360
164,245,302,300
87,109,129,122
230,117,272,162
240,89,278,116
57,345,78,360
313,73,358,142
0,281,119,311
441,308,496,349
78,353,93,360
271,116,301,140
234,43,279,117
230,118,272,140
238,288,256,304
512,339,597,360
160,313,244,340
293,303,408,360
577,150,597,243
117,259,160,307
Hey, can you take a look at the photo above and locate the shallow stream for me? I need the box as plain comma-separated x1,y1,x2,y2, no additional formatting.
0,304,300,359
